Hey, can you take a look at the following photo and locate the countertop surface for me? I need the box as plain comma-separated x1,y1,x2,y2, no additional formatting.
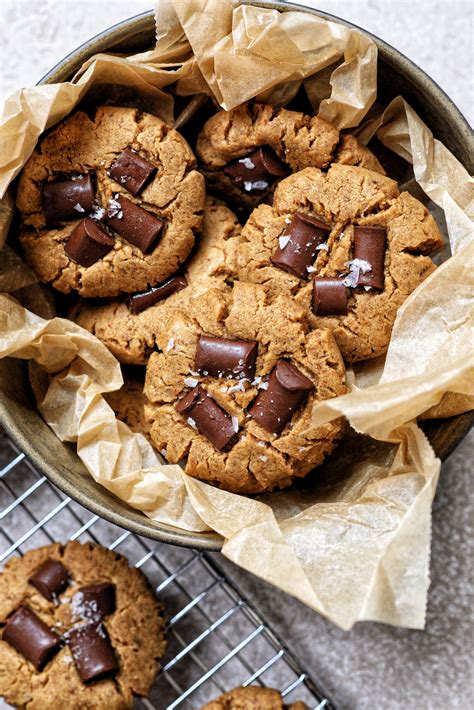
1,2,472,709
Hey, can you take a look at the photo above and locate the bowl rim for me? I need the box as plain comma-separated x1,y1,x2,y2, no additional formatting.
1,1,472,551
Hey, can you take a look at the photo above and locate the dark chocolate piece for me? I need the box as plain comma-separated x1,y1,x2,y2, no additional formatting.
43,174,95,225
129,274,188,314
105,195,163,253
248,359,314,434
109,148,156,196
312,278,348,316
29,559,69,601
175,384,238,451
195,336,258,380
353,225,387,290
271,212,330,279
65,218,115,267
74,583,116,621
2,606,61,671
224,146,289,193
66,623,119,683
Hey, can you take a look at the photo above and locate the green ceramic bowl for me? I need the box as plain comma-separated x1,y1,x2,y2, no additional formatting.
1,3,472,550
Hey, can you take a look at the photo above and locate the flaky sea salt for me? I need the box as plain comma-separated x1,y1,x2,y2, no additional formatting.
243,180,268,192
278,235,291,250
259,455,268,462
284,216,292,224
342,258,372,287
231,416,239,433
184,377,199,388
257,441,265,447
107,197,123,219
73,203,85,213
89,204,106,220
306,265,316,273
240,157,255,169
166,338,174,352
187,417,197,430
259,381,269,390
227,381,246,394
316,243,329,252
71,592,101,623
251,376,262,387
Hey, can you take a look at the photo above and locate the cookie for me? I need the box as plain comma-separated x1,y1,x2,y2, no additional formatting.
236,164,444,362
16,106,205,297
0,541,166,709
73,197,242,364
144,281,346,494
196,102,384,209
201,686,309,709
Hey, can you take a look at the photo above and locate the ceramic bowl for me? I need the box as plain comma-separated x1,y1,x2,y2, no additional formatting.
1,3,472,550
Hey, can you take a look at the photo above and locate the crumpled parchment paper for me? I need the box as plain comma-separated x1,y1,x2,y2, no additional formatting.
0,0,472,630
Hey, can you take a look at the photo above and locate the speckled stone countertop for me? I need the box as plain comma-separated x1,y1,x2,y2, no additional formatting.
1,2,472,708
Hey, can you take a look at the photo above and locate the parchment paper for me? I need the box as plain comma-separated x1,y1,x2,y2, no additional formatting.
0,0,472,629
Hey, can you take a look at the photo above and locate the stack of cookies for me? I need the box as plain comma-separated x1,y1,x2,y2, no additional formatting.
16,102,443,495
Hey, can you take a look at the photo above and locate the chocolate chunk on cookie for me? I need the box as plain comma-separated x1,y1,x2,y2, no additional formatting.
16,106,205,297
196,102,385,209
236,163,443,362
0,542,166,709
144,281,346,495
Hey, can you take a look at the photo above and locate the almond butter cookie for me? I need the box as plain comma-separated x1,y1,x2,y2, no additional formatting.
144,281,346,495
16,106,205,297
236,164,443,362
0,541,166,709
202,685,309,709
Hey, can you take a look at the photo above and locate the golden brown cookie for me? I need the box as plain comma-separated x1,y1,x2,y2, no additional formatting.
0,542,166,709
73,197,242,365
144,281,346,495
16,106,205,297
236,164,444,362
196,102,384,209
201,685,309,709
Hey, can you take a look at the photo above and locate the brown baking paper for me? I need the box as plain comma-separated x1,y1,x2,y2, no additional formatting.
0,0,473,630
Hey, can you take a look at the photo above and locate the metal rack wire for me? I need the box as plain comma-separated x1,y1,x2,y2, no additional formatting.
0,432,334,710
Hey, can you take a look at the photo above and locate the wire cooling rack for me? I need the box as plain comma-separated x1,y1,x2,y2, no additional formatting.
0,432,334,710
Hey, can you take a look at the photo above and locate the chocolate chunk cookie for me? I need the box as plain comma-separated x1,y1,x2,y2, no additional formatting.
196,102,384,209
237,164,444,362
16,106,205,297
0,542,166,709
202,686,309,709
144,281,346,495
73,197,242,364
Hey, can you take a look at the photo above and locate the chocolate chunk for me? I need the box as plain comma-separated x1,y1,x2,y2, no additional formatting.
66,623,119,683
43,174,95,225
353,226,387,290
65,218,115,267
2,606,61,671
74,583,116,620
109,148,156,196
271,213,330,279
248,359,314,434
195,336,258,380
224,146,289,193
175,384,238,451
29,559,69,601
105,195,164,253
129,274,188,314
312,278,348,316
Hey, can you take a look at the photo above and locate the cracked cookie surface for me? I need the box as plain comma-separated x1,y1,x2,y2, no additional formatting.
196,102,384,209
0,541,166,709
201,685,309,709
143,281,346,495
73,197,242,364
16,106,205,297
236,164,444,362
